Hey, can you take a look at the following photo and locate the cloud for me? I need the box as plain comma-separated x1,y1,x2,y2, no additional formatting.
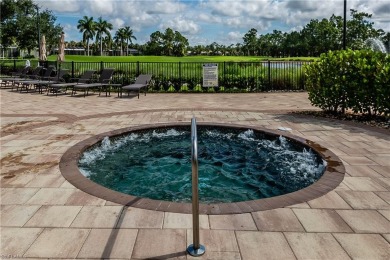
36,0,390,45
146,0,187,14
227,31,243,41
159,17,201,34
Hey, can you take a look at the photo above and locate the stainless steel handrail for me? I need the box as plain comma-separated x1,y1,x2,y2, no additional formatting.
187,117,205,256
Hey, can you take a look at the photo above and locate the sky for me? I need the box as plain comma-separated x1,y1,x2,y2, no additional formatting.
35,0,390,46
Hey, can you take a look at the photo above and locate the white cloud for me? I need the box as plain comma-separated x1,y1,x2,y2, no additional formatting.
159,17,201,34
35,0,390,45
146,0,187,14
227,31,243,41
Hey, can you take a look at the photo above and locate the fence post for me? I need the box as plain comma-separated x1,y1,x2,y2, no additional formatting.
14,59,16,71
179,62,182,88
268,60,271,90
100,61,104,72
137,61,140,76
71,61,75,78
223,61,226,87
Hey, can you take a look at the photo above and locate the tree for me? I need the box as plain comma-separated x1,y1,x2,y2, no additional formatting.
243,28,258,56
1,0,62,56
123,26,137,56
346,9,382,49
163,28,175,56
95,17,112,56
145,29,188,56
172,30,189,56
114,28,126,56
145,30,164,55
77,16,95,56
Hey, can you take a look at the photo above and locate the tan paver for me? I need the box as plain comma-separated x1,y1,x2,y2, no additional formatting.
343,177,387,191
293,209,353,233
132,229,187,259
339,156,377,165
336,210,390,233
1,91,390,259
376,177,390,189
24,228,90,258
70,206,123,228
337,191,390,209
77,228,138,259
0,227,43,257
1,174,36,188
307,191,351,209
0,205,40,227
383,234,390,243
367,155,390,166
118,207,164,228
187,251,241,259
187,230,239,253
24,205,82,227
369,166,390,178
0,188,39,205
25,188,77,205
164,212,209,229
379,210,390,221
25,173,65,188
252,208,304,232
209,213,257,230
345,165,385,178
285,232,350,259
236,231,295,260
64,190,106,206
333,233,390,260
375,192,390,204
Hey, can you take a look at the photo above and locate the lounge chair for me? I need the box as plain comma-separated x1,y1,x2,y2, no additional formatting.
46,70,96,96
18,66,56,92
71,68,117,97
32,69,70,94
12,66,43,91
120,74,153,99
0,67,30,88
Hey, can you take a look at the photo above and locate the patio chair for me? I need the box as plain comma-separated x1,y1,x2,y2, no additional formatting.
47,70,96,96
12,66,43,91
18,66,56,92
33,69,70,94
120,74,153,99
0,66,30,88
71,68,116,97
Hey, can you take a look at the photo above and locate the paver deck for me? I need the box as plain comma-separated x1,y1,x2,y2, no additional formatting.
1,89,389,259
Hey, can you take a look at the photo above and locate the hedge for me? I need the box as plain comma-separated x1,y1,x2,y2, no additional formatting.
305,49,390,116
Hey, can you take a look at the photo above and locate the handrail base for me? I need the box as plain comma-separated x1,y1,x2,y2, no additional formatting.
187,244,205,257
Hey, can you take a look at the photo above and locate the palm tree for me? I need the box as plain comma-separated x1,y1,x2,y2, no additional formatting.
102,36,112,55
114,28,126,56
77,16,95,56
95,17,113,56
123,26,137,55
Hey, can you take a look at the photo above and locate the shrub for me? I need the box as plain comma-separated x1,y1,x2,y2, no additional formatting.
305,50,389,116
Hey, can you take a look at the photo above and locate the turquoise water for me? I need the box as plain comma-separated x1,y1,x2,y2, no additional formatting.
78,126,326,203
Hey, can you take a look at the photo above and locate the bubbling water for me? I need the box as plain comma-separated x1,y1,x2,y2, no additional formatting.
78,126,326,203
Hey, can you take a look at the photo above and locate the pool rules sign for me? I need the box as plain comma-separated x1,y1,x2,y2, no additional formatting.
203,63,218,87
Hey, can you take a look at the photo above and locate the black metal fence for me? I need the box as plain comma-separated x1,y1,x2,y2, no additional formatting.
1,59,311,92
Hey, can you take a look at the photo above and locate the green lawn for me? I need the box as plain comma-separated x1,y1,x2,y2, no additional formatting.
45,55,316,63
